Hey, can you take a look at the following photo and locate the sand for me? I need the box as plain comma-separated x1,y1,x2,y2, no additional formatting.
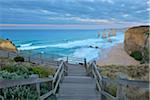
97,43,140,66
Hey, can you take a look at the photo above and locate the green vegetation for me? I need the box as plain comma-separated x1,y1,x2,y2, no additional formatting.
30,66,55,77
130,51,143,61
14,56,25,62
0,60,56,100
0,71,38,100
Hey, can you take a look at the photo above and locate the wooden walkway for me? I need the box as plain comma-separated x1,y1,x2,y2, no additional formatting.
0,60,149,100
57,63,100,100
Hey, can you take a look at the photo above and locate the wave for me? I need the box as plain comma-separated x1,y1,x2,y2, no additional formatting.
18,33,124,51
18,38,104,50
20,43,33,47
50,38,104,48
18,45,49,50
70,47,99,61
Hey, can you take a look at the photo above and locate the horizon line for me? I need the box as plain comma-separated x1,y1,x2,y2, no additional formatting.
0,23,149,29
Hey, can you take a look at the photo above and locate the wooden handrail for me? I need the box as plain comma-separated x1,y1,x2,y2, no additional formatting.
102,77,149,88
0,77,53,100
88,61,150,100
0,77,53,89
52,61,68,94
0,60,68,100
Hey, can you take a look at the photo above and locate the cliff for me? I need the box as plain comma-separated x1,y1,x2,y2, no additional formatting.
0,38,17,52
124,25,149,62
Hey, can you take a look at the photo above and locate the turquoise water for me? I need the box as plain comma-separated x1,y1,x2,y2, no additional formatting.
0,29,124,61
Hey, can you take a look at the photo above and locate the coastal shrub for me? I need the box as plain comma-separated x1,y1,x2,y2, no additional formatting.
130,51,143,61
0,62,56,100
31,66,55,77
0,71,38,100
14,56,25,62
1,63,55,78
1,64,32,77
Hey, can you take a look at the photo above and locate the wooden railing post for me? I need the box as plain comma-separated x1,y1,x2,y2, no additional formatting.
48,75,53,90
64,62,68,76
84,58,87,68
30,74,40,99
116,83,125,100
36,82,40,99
66,56,68,63
52,78,55,91
88,63,93,77
101,79,106,100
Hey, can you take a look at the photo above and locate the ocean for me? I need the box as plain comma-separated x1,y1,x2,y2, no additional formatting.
0,29,124,61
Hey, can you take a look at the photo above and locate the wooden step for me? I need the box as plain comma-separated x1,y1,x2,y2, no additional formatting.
62,76,95,83
57,63,100,100
57,95,100,100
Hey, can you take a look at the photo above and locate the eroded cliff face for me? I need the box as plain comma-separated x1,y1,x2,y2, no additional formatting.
0,39,17,52
124,25,149,62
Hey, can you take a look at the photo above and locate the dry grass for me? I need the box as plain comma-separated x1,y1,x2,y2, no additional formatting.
97,64,149,100
98,64,149,81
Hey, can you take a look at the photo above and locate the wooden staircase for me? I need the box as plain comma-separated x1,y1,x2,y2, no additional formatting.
0,60,149,100
57,63,100,100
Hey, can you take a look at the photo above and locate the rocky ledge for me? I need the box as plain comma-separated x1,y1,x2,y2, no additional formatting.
0,38,17,52
124,25,149,63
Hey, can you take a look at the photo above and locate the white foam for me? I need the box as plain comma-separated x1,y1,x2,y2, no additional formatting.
18,38,104,50
18,45,49,50
49,38,103,48
69,48,99,62
20,43,32,47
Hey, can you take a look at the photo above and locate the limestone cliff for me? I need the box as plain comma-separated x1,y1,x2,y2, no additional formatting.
124,25,149,62
0,39,17,52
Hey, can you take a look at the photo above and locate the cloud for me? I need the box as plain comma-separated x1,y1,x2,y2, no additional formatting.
48,16,112,23
123,14,129,18
0,0,149,27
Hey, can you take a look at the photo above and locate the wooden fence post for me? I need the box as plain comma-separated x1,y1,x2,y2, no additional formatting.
88,63,93,77
101,80,106,100
84,58,87,68
64,62,68,76
36,82,40,99
66,56,68,63
116,83,125,100
48,75,53,91
30,74,40,99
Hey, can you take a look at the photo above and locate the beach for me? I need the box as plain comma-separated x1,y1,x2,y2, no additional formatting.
97,43,140,66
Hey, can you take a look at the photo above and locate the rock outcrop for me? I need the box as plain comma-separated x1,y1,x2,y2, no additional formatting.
0,39,17,52
124,25,149,54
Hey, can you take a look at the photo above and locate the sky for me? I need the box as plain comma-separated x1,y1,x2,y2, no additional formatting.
0,0,149,29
